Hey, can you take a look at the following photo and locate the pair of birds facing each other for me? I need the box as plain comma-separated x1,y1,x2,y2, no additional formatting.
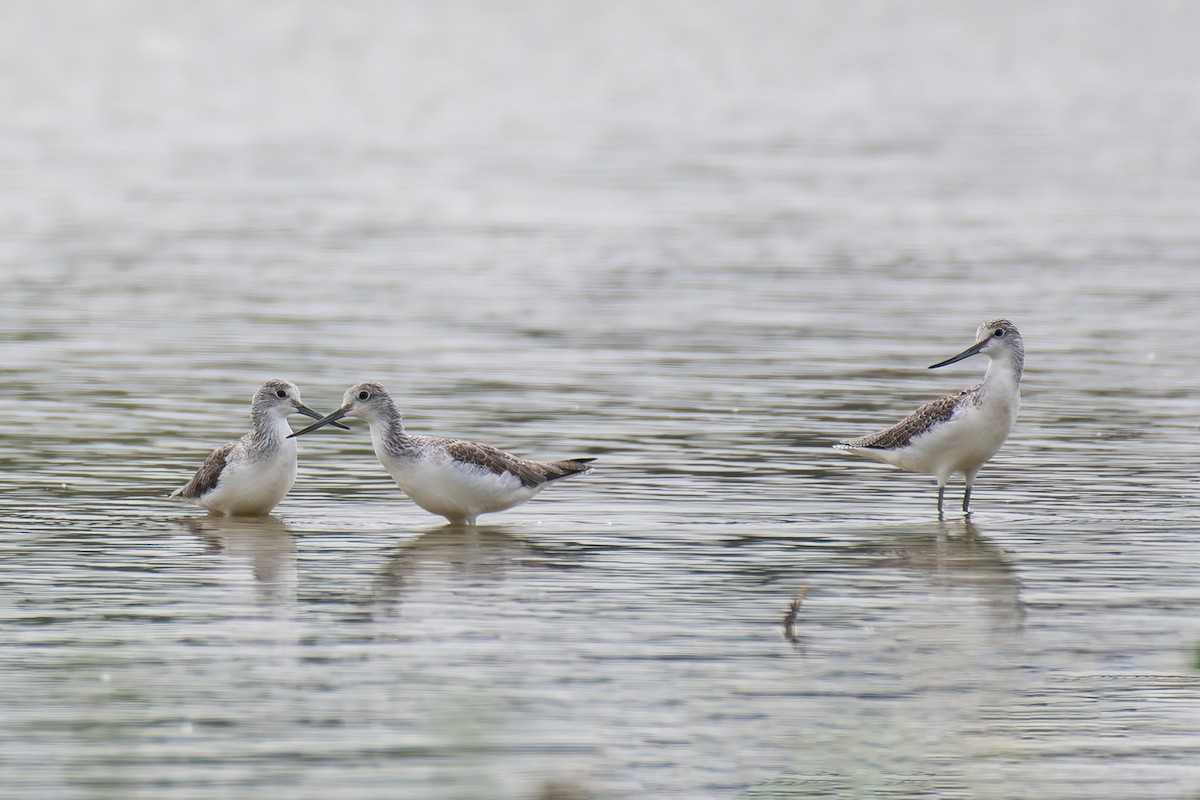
170,380,594,524
171,318,1023,522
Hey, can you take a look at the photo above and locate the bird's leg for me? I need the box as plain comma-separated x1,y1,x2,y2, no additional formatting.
963,469,980,514
937,484,945,518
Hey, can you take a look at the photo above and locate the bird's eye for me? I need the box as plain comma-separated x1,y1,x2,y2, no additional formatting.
993,329,1005,337
276,389,287,398
358,390,370,401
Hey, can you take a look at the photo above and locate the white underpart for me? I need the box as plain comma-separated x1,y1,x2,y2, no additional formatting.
851,355,1021,489
197,417,298,516
369,425,540,524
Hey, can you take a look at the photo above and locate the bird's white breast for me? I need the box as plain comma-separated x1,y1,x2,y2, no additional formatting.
896,388,1019,477
373,440,537,520
201,438,298,516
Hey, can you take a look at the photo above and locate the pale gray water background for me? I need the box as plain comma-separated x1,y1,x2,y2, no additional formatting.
1,1,1199,798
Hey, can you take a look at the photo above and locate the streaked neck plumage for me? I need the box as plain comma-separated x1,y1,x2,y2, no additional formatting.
248,404,295,455
365,400,417,458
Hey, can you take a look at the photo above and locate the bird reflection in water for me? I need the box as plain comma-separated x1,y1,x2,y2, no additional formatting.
180,515,296,604
767,517,1026,792
373,522,590,617
782,517,1023,648
868,517,1023,628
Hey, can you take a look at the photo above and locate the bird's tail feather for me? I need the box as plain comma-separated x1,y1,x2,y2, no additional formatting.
543,457,595,482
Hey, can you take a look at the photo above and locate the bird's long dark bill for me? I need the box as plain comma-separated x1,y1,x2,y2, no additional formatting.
288,406,351,438
929,340,986,369
295,402,350,429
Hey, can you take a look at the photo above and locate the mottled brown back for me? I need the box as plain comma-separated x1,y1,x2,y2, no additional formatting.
840,386,978,450
443,439,594,487
171,442,235,498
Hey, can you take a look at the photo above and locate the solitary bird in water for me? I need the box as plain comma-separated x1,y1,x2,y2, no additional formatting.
289,382,594,525
834,318,1024,515
170,379,347,516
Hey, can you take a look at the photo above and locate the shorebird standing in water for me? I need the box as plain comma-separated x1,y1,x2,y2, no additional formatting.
289,381,594,525
834,318,1024,515
170,379,347,516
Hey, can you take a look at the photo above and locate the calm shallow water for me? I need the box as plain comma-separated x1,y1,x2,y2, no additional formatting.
2,1,1200,798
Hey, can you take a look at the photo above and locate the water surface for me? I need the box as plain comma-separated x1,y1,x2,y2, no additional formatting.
1,2,1199,798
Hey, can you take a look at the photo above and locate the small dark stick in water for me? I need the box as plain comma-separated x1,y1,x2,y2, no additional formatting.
782,586,811,644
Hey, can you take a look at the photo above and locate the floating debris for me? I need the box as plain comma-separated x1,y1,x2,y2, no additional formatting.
782,586,811,644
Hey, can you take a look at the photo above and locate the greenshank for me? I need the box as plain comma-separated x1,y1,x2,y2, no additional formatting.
170,379,346,516
290,381,594,525
834,318,1024,515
